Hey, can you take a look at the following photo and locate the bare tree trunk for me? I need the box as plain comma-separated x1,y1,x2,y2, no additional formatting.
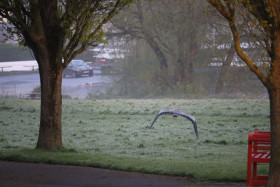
174,56,186,83
267,32,280,186
34,48,63,149
175,25,187,84
267,88,280,187
186,40,196,85
145,38,169,86
136,0,169,87
186,2,197,85
215,43,235,94
159,60,169,87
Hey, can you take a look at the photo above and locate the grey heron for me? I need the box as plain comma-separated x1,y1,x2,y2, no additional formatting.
149,109,199,139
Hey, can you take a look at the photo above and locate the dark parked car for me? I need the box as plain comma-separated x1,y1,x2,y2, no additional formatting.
63,60,93,78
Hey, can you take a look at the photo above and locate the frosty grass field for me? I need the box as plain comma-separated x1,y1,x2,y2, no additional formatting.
0,98,270,181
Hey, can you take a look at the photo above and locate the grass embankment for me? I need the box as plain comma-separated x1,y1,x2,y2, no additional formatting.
0,99,270,181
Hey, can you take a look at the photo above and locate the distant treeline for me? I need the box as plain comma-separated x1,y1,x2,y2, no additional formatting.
0,43,34,62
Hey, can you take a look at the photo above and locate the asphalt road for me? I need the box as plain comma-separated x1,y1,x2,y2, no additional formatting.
0,161,246,187
0,161,194,187
0,71,112,98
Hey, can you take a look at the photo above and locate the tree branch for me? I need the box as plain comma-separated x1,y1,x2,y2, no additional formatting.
208,0,268,87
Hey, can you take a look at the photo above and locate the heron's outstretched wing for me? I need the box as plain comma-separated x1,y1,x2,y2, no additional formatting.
149,110,199,139
177,111,199,139
149,110,174,129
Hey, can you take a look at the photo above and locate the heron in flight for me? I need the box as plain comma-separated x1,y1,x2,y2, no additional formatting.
149,109,199,139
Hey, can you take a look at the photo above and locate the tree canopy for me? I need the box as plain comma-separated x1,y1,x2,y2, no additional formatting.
0,0,132,65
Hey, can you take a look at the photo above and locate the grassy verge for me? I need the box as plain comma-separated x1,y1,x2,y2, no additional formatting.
0,99,270,181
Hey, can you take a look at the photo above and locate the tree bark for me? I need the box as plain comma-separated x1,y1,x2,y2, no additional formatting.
267,30,280,187
267,87,280,187
33,46,64,149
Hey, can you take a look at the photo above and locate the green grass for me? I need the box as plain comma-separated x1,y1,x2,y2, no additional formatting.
0,98,270,182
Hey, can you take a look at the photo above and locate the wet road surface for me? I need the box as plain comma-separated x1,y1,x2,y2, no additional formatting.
0,72,112,98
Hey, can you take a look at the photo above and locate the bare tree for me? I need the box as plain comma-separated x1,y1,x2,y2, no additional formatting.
111,0,170,86
112,0,209,88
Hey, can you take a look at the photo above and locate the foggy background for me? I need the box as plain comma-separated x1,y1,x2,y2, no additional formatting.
0,0,268,99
